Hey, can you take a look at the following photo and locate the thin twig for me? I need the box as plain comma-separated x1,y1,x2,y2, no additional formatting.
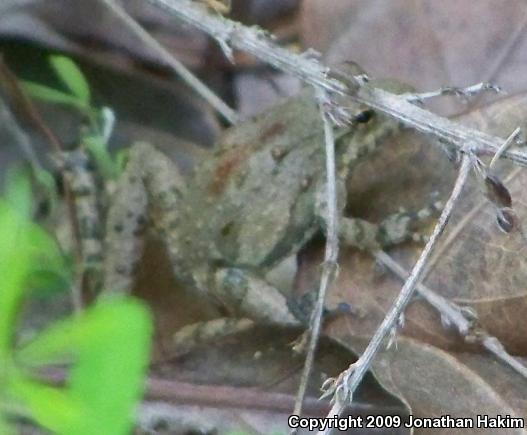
291,89,340,422
318,155,472,432
101,0,238,124
145,0,527,168
146,377,332,413
375,251,527,380
405,82,501,104
489,127,522,169
352,84,527,165
482,337,527,378
375,251,471,335
146,0,348,93
0,58,63,155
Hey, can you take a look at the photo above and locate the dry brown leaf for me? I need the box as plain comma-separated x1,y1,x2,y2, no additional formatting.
342,335,527,435
0,0,210,68
423,94,527,354
150,324,411,434
295,92,527,359
300,0,527,114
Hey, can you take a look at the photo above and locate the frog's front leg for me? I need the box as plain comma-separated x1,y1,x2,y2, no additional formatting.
103,142,185,294
315,183,442,251
338,202,443,251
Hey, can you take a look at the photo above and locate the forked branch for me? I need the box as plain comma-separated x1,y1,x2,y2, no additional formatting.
375,251,527,380
146,0,527,167
318,155,472,432
292,89,340,421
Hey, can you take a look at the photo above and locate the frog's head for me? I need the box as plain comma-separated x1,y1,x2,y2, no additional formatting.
335,75,415,173
334,104,390,175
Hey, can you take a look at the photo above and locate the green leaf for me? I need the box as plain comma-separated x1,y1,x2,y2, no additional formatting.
7,376,84,434
0,182,151,435
0,202,33,356
0,198,61,357
21,81,87,109
49,55,90,104
0,414,15,435
4,165,32,218
17,298,152,435
115,149,129,174
84,134,119,180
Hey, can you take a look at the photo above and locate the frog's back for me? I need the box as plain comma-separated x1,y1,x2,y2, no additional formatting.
183,89,326,269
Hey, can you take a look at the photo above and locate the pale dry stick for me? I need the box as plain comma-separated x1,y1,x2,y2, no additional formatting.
144,0,527,168
318,156,472,434
489,127,522,169
146,0,348,94
375,251,472,335
100,0,238,124
291,89,340,423
405,82,501,104
352,83,527,166
482,337,527,379
375,251,527,380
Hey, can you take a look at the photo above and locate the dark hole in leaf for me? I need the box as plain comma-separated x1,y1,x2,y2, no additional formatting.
485,173,512,208
496,207,516,233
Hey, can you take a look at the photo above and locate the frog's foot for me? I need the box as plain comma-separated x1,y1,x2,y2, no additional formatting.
288,301,354,353
171,317,255,358
287,291,354,323
213,268,301,326
339,201,443,251
290,330,310,354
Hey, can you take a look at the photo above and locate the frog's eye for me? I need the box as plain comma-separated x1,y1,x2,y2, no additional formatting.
353,109,375,124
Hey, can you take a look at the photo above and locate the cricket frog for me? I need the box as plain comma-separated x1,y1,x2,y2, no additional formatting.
102,87,431,326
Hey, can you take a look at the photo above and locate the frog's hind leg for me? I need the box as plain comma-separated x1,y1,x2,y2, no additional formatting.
171,317,255,358
103,142,185,294
213,268,302,325
170,269,313,358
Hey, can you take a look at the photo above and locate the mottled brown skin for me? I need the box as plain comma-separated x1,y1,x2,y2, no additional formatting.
103,88,426,326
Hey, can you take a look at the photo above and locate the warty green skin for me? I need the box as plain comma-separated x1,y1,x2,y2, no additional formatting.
103,88,407,325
